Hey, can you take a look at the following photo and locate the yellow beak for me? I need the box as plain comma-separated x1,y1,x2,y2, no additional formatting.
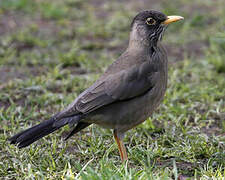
162,16,184,24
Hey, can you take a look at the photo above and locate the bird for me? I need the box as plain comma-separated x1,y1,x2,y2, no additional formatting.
9,10,184,162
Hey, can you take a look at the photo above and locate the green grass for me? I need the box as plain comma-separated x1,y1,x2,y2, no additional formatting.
0,0,225,179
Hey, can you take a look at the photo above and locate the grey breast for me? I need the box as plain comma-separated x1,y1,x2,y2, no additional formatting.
85,45,168,133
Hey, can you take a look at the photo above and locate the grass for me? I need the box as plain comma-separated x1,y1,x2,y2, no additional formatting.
0,0,225,179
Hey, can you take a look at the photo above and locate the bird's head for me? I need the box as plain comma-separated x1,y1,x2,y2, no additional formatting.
129,10,184,48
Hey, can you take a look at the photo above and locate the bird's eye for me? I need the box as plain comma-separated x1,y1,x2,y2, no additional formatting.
146,17,156,25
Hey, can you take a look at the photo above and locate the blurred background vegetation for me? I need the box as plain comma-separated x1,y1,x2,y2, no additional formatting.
0,0,225,179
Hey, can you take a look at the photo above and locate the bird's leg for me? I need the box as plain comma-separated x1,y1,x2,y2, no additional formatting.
113,130,128,162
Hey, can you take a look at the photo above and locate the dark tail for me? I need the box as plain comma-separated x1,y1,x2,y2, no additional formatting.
9,114,82,148
65,122,91,140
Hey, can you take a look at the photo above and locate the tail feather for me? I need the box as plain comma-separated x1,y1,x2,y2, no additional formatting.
65,122,91,140
9,114,82,148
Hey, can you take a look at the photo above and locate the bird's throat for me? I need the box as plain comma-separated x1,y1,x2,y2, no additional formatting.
128,25,160,52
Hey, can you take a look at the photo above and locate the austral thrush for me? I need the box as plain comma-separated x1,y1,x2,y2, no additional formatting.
9,10,184,162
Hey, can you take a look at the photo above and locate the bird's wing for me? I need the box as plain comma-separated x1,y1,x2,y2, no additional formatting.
75,59,159,114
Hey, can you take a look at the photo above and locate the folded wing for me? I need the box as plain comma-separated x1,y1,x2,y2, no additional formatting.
75,60,159,114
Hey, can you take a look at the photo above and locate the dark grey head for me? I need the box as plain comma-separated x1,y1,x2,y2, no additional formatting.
130,10,183,47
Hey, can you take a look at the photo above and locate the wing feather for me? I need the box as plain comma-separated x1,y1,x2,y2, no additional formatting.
75,60,159,114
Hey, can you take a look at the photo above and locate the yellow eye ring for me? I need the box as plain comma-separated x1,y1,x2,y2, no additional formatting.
146,17,156,25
